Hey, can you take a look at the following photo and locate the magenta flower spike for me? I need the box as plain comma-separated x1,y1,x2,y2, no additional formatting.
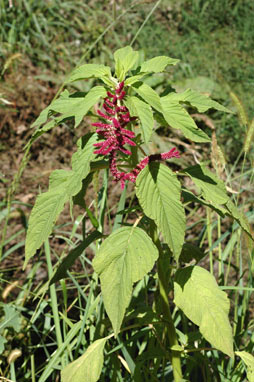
93,81,180,188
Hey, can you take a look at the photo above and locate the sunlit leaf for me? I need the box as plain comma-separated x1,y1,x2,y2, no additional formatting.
28,119,55,147
182,163,253,236
136,163,185,260
140,56,179,73
124,96,154,143
67,64,111,82
114,46,139,81
61,337,107,382
125,74,147,86
24,134,97,267
93,227,158,334
182,189,226,217
224,199,253,239
165,88,232,113
174,266,234,358
133,83,162,112
236,351,254,382
32,86,106,128
183,164,229,204
160,98,210,142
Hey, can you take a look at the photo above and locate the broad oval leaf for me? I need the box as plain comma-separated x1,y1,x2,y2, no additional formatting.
182,189,226,217
183,168,253,239
174,265,234,358
93,226,158,334
133,83,162,113
67,64,111,83
24,134,97,267
125,74,147,86
28,119,55,147
61,337,107,382
48,169,73,190
124,96,154,143
160,98,210,142
165,88,232,113
32,86,107,129
140,56,179,73
114,46,139,81
235,351,254,382
136,162,185,260
25,191,67,268
183,164,229,205
224,199,253,240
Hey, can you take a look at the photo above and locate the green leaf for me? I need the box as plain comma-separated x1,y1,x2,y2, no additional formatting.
160,98,210,142
183,164,229,205
183,176,253,239
0,335,7,354
136,163,185,260
28,120,56,148
73,172,94,209
174,266,234,358
140,56,179,73
67,64,112,83
61,337,107,382
236,351,254,382
93,227,158,334
32,86,107,128
124,96,154,143
133,83,162,112
170,344,184,352
224,199,253,239
114,46,139,81
24,134,97,267
50,231,103,285
182,189,227,217
179,243,206,264
165,88,232,113
31,106,54,129
48,169,72,190
125,74,147,86
0,304,21,332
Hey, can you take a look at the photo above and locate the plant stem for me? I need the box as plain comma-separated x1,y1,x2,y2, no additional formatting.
10,362,16,382
206,207,213,275
113,0,116,21
150,221,183,382
31,354,35,382
158,264,183,381
44,239,66,368
217,214,223,279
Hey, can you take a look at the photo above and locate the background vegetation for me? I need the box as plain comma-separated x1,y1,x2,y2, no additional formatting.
0,0,253,381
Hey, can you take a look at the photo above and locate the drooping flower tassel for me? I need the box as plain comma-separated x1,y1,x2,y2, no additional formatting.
92,81,180,188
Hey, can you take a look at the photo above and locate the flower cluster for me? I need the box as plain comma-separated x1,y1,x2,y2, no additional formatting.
92,81,180,188
92,81,135,156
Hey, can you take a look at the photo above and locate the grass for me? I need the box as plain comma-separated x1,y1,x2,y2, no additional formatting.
133,0,254,161
0,0,254,380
